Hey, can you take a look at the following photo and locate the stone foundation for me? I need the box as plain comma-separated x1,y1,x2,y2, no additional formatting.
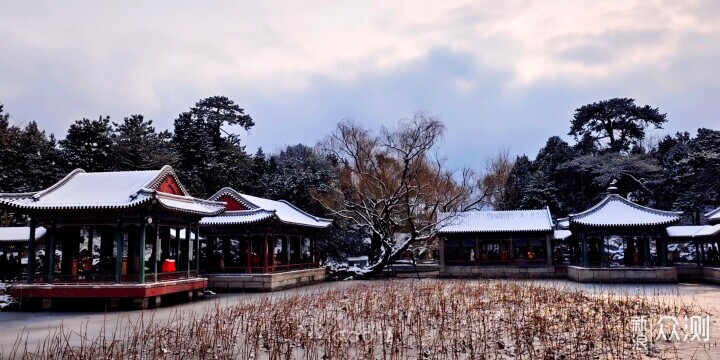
437,265,720,284
567,266,677,283
671,266,720,284
206,268,326,292
440,266,557,278
701,267,720,284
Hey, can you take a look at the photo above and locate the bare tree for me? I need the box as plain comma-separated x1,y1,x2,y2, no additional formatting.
477,147,514,209
316,112,478,278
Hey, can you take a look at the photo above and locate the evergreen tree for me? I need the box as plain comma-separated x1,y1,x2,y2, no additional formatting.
651,132,692,211
518,172,560,211
59,116,114,172
674,128,720,223
16,122,63,191
263,144,335,215
0,104,24,192
172,96,253,197
502,155,533,210
533,136,577,215
244,147,269,196
569,98,667,154
560,153,661,205
0,107,62,192
112,114,177,170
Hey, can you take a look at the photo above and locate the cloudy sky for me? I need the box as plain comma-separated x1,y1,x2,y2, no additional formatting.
1,1,718,170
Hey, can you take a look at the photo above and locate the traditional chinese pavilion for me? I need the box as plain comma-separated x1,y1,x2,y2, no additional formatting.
0,166,225,309
0,227,46,282
565,185,683,282
437,208,556,278
663,223,720,283
199,187,332,291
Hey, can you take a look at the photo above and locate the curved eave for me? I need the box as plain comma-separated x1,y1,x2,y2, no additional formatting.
569,195,683,218
438,228,553,234
199,213,276,226
0,230,47,243
704,207,720,218
570,218,681,229
200,214,332,228
155,202,226,216
155,195,226,216
276,200,334,224
0,239,43,245
275,219,333,229
0,197,153,211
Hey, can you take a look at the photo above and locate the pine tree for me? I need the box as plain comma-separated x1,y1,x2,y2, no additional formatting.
244,147,269,196
651,132,692,211
674,128,720,223
172,96,253,197
112,114,177,170
263,144,335,215
59,116,115,172
569,98,667,154
0,104,23,192
533,136,577,215
16,122,63,191
502,155,533,210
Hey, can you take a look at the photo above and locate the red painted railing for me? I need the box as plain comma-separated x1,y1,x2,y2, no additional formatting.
22,271,200,284
444,259,548,266
145,270,199,282
205,262,318,274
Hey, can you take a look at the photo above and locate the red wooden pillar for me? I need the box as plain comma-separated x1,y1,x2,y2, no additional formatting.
310,234,316,266
283,235,289,270
185,224,191,277
26,219,36,284
263,230,269,273
246,236,252,273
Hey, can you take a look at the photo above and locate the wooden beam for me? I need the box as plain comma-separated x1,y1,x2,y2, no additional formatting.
27,219,36,284
47,221,56,282
115,219,124,283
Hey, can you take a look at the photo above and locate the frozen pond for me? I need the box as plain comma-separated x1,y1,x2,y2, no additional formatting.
1,279,719,358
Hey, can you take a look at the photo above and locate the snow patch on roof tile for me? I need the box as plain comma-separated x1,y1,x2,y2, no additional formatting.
666,225,720,238
706,208,720,223
204,188,332,228
666,225,706,238
0,166,225,215
200,209,276,226
694,224,720,237
0,227,46,243
437,208,553,233
569,194,682,228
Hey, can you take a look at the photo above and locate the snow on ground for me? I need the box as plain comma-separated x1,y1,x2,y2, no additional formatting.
0,282,15,310
0,279,718,359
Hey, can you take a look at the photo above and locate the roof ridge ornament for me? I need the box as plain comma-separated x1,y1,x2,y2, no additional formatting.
607,178,619,195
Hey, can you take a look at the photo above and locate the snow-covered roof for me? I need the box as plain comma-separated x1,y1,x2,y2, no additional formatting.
666,225,720,238
694,224,720,237
553,230,573,240
0,227,46,244
569,194,682,228
200,209,276,226
437,208,553,234
666,225,707,238
0,166,225,216
706,208,720,224
556,218,570,230
200,188,332,228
